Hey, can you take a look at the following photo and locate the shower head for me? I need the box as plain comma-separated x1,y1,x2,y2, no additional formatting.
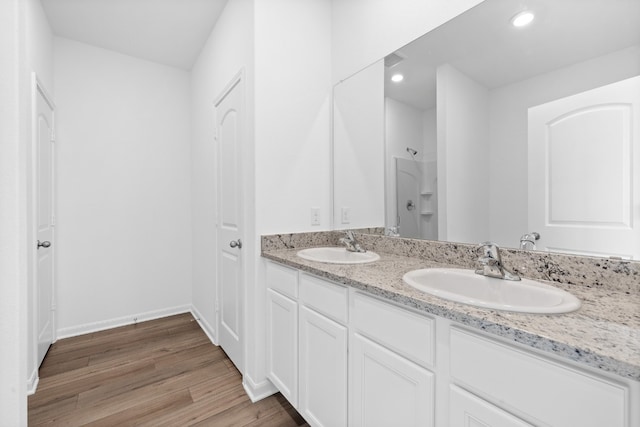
406,147,418,156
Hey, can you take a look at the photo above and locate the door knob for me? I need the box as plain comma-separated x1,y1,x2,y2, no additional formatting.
229,239,242,249
37,240,51,249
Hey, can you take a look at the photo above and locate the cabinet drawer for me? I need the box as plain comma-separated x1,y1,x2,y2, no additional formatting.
299,273,348,324
449,385,532,426
266,261,298,299
352,292,435,368
450,328,628,427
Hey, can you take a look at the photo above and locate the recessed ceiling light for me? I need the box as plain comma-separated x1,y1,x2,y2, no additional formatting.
511,11,535,27
391,74,404,83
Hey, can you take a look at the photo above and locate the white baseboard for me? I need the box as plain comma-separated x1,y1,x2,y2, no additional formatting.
56,305,191,339
27,368,39,395
190,305,218,345
243,374,278,403
190,306,275,404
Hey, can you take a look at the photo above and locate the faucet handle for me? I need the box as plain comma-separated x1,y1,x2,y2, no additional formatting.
477,241,501,262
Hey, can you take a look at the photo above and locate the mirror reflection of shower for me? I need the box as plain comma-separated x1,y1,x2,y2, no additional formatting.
385,95,438,240
394,149,438,240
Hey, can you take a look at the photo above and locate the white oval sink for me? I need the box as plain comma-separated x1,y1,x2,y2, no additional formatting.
297,247,380,264
402,268,581,314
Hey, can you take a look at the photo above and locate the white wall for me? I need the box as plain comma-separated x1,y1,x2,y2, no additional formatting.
24,0,54,393
252,0,332,398
422,108,438,239
331,0,483,83
437,64,490,243
422,108,437,163
333,61,384,230
53,38,192,337
190,0,254,349
25,0,53,91
488,46,640,248
0,0,29,422
191,0,332,401
254,0,332,235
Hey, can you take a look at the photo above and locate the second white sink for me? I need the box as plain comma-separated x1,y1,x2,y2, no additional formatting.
402,268,581,314
297,247,380,264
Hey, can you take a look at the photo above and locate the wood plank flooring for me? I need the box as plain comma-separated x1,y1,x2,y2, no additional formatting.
28,313,308,426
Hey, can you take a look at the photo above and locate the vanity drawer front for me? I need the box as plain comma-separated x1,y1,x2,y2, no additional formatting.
299,273,348,324
450,328,628,427
449,385,533,427
352,292,435,368
266,261,298,299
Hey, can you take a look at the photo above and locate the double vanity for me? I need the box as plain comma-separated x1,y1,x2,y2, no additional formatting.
261,231,639,427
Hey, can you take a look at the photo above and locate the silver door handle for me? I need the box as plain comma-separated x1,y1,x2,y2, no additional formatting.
229,239,242,249
37,240,51,249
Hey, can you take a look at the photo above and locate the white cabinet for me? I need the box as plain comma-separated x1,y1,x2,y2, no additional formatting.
350,292,435,427
266,288,298,407
265,260,637,427
265,262,348,426
299,305,348,427
449,385,533,427
299,272,349,427
350,333,434,427
265,262,299,407
351,290,435,368
450,327,629,427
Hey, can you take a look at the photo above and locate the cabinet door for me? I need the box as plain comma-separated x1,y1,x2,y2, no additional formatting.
299,305,348,427
266,288,298,407
350,333,434,427
450,385,533,427
450,328,628,427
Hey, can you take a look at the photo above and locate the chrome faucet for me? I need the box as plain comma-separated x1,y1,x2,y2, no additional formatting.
339,230,366,253
475,242,520,281
385,226,400,237
519,232,540,250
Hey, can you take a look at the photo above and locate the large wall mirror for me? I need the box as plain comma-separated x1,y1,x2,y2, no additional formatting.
333,0,640,259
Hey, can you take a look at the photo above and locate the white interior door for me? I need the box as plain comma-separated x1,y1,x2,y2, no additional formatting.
216,75,244,373
35,80,55,367
396,157,422,238
528,76,640,259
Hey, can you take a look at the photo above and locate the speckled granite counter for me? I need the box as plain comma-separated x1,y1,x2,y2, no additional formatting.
261,232,640,381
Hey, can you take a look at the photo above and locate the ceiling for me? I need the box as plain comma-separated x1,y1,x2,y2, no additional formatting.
40,0,229,70
385,0,640,110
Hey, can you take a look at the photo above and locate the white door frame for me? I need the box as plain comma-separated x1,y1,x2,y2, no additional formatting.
30,73,56,384
214,70,246,372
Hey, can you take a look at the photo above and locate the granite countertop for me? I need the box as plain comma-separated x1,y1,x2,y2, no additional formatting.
262,246,640,381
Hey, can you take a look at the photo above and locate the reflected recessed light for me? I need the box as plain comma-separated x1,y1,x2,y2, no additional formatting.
511,11,535,27
391,74,404,83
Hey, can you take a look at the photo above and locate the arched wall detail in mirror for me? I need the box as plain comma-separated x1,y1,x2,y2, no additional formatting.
332,0,640,259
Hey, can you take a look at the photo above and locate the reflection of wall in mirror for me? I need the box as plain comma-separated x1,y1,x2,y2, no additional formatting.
431,46,639,249
331,0,484,84
333,60,385,229
437,63,490,244
488,45,640,249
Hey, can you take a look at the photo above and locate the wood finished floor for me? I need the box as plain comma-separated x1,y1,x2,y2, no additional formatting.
28,313,308,426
